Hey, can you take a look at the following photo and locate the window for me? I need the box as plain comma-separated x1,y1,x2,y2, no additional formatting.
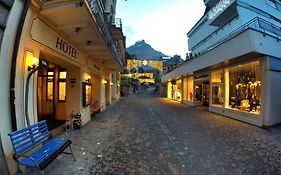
58,70,67,101
267,0,277,8
211,70,223,107
187,77,194,101
195,84,202,102
47,70,54,101
225,61,261,114
183,78,188,101
82,82,92,106
174,80,182,101
267,0,281,11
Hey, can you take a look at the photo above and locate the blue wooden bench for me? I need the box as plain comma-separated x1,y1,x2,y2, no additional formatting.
8,120,76,172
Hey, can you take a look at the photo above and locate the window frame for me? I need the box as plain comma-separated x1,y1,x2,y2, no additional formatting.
58,69,67,102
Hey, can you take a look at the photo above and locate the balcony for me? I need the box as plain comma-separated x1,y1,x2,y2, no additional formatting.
164,17,281,81
189,17,281,57
40,0,124,70
204,0,219,8
111,18,126,66
87,0,124,69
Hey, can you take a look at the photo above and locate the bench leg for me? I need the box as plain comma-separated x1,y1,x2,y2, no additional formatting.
15,165,22,175
68,145,76,162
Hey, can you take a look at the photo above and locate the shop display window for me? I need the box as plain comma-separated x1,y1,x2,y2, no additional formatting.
183,78,188,101
82,82,92,106
226,61,261,114
187,77,193,101
211,70,223,107
195,84,202,102
174,80,182,101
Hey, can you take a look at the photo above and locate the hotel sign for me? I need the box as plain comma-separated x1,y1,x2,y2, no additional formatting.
30,18,82,60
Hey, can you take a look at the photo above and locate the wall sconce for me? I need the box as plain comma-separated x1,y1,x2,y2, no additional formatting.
103,80,107,84
28,57,39,71
86,75,91,83
110,82,113,86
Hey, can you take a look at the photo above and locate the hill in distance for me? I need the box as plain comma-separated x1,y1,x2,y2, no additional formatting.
127,40,167,61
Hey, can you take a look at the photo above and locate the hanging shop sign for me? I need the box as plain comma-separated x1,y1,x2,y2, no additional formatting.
30,18,83,61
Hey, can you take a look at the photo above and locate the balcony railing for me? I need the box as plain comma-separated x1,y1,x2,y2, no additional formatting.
189,17,281,57
87,0,123,69
112,18,122,29
167,17,281,74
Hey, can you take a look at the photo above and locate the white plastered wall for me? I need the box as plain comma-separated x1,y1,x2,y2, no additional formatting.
0,0,24,173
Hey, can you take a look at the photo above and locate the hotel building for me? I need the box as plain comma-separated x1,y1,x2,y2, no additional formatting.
0,0,125,173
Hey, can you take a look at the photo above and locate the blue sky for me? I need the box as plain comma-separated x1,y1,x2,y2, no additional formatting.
116,0,206,59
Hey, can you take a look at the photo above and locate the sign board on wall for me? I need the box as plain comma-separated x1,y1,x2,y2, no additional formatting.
30,18,84,62
88,59,102,74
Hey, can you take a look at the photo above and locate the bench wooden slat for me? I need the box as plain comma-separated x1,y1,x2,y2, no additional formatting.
14,129,48,152
9,121,47,138
13,127,48,146
16,133,48,154
10,123,48,141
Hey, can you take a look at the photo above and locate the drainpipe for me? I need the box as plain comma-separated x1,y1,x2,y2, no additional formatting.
25,62,47,126
9,0,32,131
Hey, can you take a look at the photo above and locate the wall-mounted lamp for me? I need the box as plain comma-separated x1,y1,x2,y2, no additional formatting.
110,82,113,86
86,75,91,83
28,57,39,71
103,80,107,84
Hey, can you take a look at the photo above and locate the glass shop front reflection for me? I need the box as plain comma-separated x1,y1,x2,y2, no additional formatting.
226,61,261,114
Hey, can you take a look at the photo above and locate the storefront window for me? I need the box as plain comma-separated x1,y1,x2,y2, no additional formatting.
187,77,193,101
174,80,182,101
195,84,202,102
226,61,261,114
183,78,188,101
47,70,54,101
211,70,223,107
167,82,172,99
58,70,67,101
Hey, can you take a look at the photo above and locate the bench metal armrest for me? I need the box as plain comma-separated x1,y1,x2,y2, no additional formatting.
14,153,40,169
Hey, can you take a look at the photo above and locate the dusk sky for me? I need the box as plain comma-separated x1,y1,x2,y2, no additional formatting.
116,0,206,59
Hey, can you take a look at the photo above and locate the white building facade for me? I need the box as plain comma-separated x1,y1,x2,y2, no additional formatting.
162,0,281,127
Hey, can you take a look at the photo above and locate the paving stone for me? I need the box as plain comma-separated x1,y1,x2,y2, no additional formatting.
22,88,281,175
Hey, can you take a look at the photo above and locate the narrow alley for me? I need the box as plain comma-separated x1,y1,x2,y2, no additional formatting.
26,88,281,175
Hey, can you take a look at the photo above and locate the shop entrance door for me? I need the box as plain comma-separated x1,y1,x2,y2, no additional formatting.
202,81,209,106
37,66,64,130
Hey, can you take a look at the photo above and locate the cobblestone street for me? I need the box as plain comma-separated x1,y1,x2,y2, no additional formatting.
26,88,281,175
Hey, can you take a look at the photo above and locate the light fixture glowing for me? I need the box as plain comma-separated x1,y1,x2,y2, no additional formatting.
28,56,39,71
103,80,107,84
143,60,148,66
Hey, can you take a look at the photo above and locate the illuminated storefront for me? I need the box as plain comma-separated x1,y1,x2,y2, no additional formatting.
165,59,264,126
162,0,281,128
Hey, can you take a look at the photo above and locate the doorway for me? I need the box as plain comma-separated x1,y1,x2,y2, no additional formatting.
37,63,66,130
